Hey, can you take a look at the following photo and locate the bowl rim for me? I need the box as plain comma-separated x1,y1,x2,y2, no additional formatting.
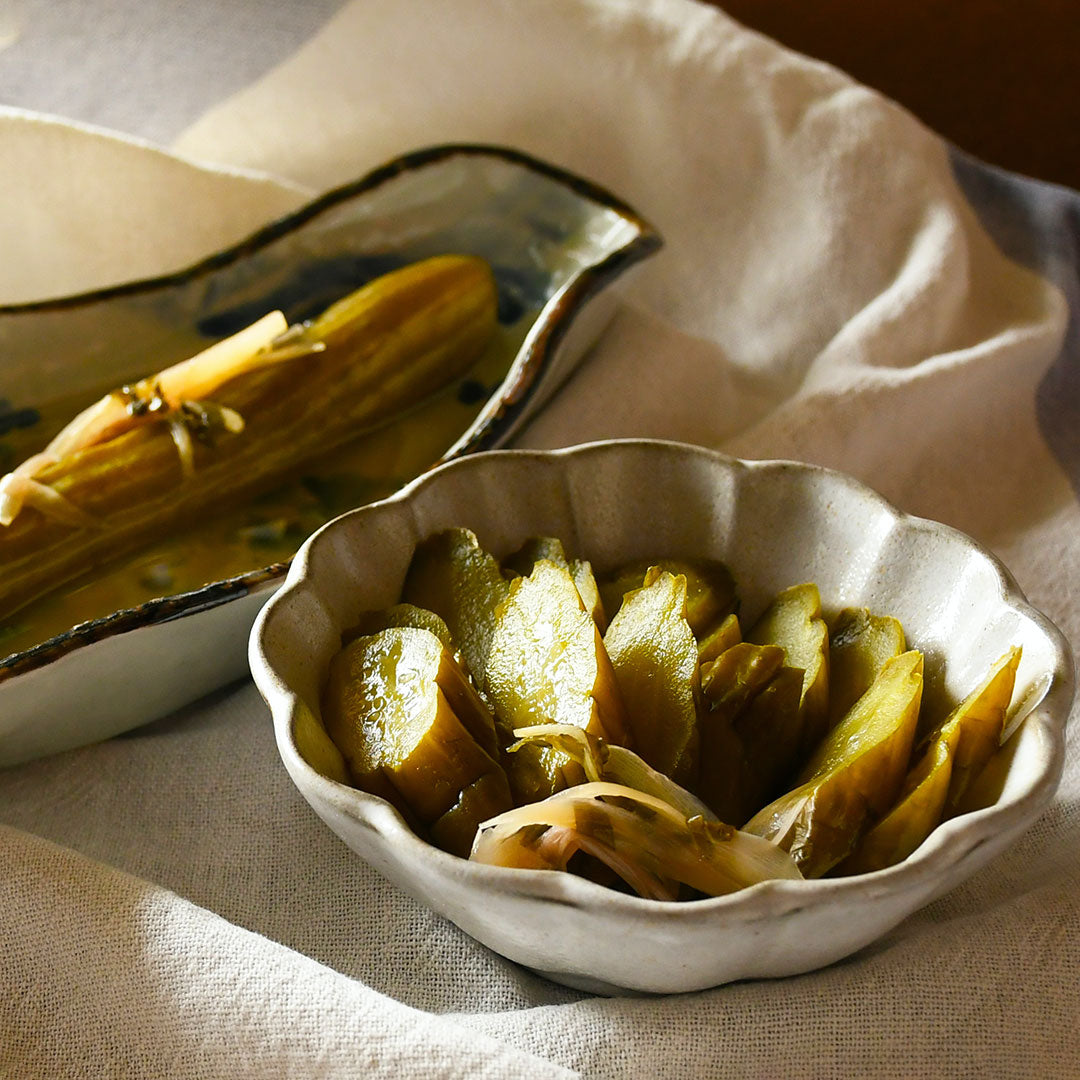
0,145,662,683
251,437,1075,921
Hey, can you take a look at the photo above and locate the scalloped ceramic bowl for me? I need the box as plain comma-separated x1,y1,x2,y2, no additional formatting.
249,440,1073,994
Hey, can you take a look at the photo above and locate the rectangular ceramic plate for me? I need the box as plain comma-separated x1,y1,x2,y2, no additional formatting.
0,143,660,765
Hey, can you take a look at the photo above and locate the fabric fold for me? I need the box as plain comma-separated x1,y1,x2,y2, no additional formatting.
0,825,574,1080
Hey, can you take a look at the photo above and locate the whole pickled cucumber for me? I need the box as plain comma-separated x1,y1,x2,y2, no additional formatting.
0,255,498,620
322,625,511,853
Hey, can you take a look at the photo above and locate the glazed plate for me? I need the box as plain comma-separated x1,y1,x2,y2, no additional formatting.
0,145,660,766
249,440,1073,995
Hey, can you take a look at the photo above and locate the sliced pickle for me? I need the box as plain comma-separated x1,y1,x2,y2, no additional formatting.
502,535,605,631
935,646,1022,813
343,602,455,652
700,641,786,709
603,568,701,784
401,526,509,691
485,559,629,803
321,626,510,834
835,739,952,875
839,644,1024,874
696,643,794,824
697,612,742,666
827,607,906,725
734,664,805,820
744,650,923,876
597,557,737,636
502,536,569,577
569,559,606,634
747,583,830,755
430,771,518,858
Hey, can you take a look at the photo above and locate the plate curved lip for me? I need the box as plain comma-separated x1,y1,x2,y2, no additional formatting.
0,147,662,684
0,142,660,315
251,437,1075,931
0,563,286,680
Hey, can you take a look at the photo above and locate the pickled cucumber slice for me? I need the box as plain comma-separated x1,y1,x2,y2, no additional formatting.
827,607,906,726
502,536,568,577
835,739,952,875
598,557,737,636
485,559,630,802
697,643,796,824
321,626,510,831
697,612,741,666
343,602,455,653
503,535,605,631
744,650,923,876
734,664,805,821
569,560,606,634
936,646,1022,813
700,641,786,710
747,583,830,755
401,527,509,691
430,771,518,857
604,568,701,784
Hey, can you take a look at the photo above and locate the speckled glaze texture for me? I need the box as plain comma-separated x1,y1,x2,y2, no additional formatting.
0,146,659,766
250,439,1073,995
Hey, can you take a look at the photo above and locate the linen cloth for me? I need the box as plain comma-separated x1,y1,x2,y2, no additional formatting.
2,1,1079,1076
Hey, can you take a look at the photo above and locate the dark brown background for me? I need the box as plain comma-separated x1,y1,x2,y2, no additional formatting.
711,0,1080,190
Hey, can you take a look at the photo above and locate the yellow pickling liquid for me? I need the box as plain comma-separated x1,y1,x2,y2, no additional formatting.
0,315,533,659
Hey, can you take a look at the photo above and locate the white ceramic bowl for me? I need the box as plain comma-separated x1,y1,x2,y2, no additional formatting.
249,440,1073,994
